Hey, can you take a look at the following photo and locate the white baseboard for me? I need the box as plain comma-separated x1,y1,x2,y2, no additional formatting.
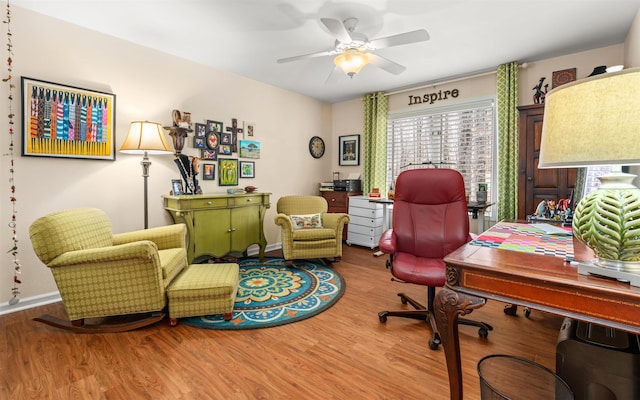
1,244,283,315
0,291,61,316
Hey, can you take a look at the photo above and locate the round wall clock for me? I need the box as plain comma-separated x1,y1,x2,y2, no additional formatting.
206,131,219,150
309,136,325,159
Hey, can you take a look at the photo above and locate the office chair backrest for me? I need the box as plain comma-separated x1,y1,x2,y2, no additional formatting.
393,169,470,259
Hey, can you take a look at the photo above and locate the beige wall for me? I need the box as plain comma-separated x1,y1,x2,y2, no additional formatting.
0,7,333,304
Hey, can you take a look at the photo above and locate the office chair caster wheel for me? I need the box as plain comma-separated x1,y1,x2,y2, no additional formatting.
503,304,518,316
378,311,388,323
523,307,531,318
478,327,489,339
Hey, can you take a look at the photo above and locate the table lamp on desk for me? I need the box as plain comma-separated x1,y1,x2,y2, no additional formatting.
539,67,640,286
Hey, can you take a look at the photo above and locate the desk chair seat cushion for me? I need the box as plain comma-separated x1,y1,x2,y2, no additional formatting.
391,252,446,287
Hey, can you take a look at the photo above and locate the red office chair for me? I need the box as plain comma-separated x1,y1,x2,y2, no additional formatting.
378,168,492,350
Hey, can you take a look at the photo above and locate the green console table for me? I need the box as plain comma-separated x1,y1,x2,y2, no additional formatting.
163,192,271,263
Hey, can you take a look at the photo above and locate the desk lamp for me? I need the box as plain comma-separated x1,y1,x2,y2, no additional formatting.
120,121,173,229
539,67,640,285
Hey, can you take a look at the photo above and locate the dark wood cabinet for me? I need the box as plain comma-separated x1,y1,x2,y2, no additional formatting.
517,104,577,219
320,191,362,240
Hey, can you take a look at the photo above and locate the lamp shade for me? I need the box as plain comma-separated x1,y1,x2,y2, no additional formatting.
120,121,172,154
334,49,369,77
539,67,640,168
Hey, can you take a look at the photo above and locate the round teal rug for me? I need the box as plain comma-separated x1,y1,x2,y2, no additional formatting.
182,258,345,330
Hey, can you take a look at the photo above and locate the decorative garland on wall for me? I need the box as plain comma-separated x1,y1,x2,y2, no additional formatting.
4,0,20,305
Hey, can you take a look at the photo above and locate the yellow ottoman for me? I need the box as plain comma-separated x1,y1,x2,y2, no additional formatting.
167,263,240,326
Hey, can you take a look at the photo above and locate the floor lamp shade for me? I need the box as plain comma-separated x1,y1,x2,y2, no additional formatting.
120,121,172,229
120,121,172,154
539,68,640,277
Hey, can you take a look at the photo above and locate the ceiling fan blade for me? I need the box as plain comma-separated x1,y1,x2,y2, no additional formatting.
369,29,430,49
277,48,336,64
320,18,353,43
368,53,406,75
325,65,342,84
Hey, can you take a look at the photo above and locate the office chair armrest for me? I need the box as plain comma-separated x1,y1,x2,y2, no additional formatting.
378,229,396,254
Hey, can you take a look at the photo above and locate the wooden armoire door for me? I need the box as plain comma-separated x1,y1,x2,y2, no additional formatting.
517,104,577,219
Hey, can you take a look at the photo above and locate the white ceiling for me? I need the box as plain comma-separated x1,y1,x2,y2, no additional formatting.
12,0,640,103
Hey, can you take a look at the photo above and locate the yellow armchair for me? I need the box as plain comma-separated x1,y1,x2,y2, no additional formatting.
274,195,349,266
29,208,188,332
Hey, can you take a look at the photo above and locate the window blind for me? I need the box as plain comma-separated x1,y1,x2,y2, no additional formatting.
387,99,495,204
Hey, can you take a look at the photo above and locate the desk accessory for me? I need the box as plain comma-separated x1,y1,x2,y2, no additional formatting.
539,67,640,285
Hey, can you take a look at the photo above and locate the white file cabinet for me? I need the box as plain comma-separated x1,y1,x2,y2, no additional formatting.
347,196,384,249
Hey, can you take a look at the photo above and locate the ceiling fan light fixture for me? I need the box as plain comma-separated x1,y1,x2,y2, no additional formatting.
334,49,368,78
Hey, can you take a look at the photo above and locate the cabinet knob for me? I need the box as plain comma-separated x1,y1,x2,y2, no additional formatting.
207,201,212,205
331,198,336,202
246,198,252,202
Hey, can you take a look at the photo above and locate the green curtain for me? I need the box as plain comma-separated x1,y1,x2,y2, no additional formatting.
496,62,519,221
362,92,388,195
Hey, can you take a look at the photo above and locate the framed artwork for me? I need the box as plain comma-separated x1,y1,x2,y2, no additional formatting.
201,148,217,160
221,132,231,145
240,161,255,178
219,144,232,155
171,179,183,195
203,163,215,180
338,134,360,166
193,137,205,148
206,120,223,134
21,77,116,160
206,131,219,150
239,140,260,159
552,68,576,88
244,121,255,137
218,158,238,186
194,123,207,138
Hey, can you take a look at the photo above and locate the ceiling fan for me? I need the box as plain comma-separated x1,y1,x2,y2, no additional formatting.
277,17,430,78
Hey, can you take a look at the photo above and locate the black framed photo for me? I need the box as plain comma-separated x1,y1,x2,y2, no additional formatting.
193,137,205,148
201,148,217,160
240,161,255,178
171,179,183,195
221,132,231,145
203,163,215,180
206,131,219,150
21,77,116,160
194,123,207,138
218,158,238,186
339,134,360,166
206,120,223,135
219,144,232,155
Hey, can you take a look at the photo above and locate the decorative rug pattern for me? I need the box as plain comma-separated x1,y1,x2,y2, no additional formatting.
182,258,345,330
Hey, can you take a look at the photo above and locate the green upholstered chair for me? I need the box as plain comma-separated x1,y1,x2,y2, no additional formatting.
274,195,349,266
29,208,188,332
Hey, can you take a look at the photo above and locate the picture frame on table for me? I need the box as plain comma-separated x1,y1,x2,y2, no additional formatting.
338,134,360,166
21,77,116,160
218,158,238,186
240,161,255,178
203,163,215,180
171,179,183,195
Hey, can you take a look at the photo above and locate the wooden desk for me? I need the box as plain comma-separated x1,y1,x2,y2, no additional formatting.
435,236,640,400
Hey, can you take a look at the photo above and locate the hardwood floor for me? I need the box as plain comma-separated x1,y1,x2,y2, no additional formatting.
0,245,564,399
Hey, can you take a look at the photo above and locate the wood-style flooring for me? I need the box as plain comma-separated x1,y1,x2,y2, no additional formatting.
0,245,564,399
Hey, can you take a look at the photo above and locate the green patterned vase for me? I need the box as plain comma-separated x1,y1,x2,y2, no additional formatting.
572,187,640,272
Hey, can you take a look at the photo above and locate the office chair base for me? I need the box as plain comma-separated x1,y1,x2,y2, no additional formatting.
378,292,493,350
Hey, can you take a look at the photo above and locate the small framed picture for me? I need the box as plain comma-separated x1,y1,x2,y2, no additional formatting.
244,121,255,137
203,163,215,180
218,158,238,186
206,131,219,150
201,148,217,160
195,123,207,138
221,132,231,145
193,137,205,148
239,140,260,159
240,161,255,178
219,144,232,155
171,179,183,195
338,134,360,166
206,120,223,134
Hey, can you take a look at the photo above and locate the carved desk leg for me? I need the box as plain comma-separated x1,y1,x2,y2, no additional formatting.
434,266,487,400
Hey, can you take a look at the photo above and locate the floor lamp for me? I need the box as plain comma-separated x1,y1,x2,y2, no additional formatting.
120,121,172,229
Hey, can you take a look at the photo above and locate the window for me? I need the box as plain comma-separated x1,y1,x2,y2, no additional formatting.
387,99,495,204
